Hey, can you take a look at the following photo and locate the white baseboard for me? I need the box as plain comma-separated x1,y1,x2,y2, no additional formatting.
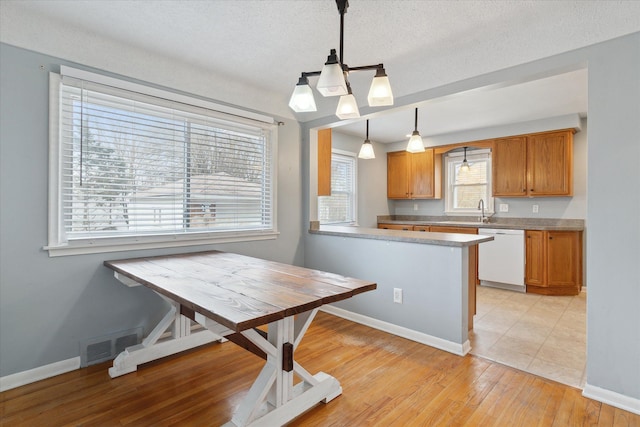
320,305,470,356
583,383,640,415
0,357,81,392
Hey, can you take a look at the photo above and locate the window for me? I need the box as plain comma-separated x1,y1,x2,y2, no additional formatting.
445,149,493,215
318,150,357,224
47,68,277,256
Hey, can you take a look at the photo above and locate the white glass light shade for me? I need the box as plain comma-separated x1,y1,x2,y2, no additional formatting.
335,94,360,119
358,140,375,159
406,131,425,153
288,83,317,112
459,160,470,173
367,75,394,106
317,63,348,97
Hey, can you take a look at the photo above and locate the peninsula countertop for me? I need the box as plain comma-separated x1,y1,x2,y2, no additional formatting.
309,224,494,247
377,215,585,231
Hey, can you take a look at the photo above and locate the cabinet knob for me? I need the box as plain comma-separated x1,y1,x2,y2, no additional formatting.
530,189,534,192
549,236,553,240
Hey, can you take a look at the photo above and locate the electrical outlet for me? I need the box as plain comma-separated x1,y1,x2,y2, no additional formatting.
533,204,539,213
414,203,418,211
393,288,403,304
499,203,509,212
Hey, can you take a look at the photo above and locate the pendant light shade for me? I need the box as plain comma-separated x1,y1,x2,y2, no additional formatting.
406,108,425,153
358,120,375,159
335,84,360,119
460,147,471,172
367,67,394,106
288,75,317,112
316,49,348,97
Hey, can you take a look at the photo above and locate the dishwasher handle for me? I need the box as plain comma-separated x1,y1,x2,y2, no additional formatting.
478,228,524,236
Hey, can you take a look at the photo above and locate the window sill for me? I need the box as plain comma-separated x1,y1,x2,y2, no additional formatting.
44,231,279,257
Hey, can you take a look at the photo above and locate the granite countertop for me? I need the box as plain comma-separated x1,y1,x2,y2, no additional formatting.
376,215,585,231
308,224,494,248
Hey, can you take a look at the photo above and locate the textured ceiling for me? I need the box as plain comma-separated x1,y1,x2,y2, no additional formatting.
1,1,639,140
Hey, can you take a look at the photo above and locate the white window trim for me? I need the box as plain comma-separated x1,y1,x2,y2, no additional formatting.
45,71,279,257
444,148,494,216
318,148,358,226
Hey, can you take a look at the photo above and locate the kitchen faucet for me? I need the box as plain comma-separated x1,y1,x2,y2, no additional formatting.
478,199,489,223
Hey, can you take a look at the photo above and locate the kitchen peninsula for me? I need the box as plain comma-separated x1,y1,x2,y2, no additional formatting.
306,223,492,356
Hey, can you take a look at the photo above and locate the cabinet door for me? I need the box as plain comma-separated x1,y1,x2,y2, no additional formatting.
317,128,332,196
525,230,545,286
547,231,580,287
527,131,573,196
493,137,527,197
387,151,410,199
411,149,435,198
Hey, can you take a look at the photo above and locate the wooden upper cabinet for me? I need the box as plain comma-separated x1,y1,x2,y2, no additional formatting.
492,137,527,197
387,151,410,198
492,130,574,198
317,128,332,196
387,149,441,199
527,131,573,196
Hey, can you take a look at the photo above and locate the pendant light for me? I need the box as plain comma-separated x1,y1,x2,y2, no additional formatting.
460,146,471,172
406,108,425,153
358,120,375,159
288,75,317,112
336,83,360,119
288,0,393,118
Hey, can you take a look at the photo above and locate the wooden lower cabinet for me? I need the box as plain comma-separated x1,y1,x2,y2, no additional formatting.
525,230,583,295
378,223,414,231
430,226,479,330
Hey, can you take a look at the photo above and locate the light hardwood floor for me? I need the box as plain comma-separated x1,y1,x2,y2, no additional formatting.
2,311,638,426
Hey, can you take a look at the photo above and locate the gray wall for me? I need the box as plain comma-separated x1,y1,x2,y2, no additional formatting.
306,234,469,347
0,43,304,377
585,34,640,401
303,32,640,403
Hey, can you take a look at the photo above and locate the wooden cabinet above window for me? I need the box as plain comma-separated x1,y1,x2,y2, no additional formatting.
493,130,574,197
387,150,442,199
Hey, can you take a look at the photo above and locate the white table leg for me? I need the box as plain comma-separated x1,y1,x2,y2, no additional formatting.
224,308,342,427
108,291,222,378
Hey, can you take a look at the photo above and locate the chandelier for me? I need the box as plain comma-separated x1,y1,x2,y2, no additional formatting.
288,0,394,119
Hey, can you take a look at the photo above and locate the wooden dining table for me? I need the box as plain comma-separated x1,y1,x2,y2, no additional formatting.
104,250,376,427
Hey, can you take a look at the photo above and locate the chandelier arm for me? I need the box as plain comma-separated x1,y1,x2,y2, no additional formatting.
345,64,385,72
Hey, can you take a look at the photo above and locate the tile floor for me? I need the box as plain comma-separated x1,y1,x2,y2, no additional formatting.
469,285,586,388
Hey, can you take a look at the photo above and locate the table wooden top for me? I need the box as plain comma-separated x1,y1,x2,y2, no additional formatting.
104,251,376,332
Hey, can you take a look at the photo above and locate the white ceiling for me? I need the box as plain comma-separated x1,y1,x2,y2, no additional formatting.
2,1,639,142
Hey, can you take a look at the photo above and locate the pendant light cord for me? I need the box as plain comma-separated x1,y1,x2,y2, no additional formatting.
414,108,419,132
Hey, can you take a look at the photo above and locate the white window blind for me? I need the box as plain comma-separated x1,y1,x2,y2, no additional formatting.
50,73,276,251
318,151,356,224
445,149,493,214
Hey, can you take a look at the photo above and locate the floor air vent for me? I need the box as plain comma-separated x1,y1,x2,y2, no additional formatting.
80,327,142,367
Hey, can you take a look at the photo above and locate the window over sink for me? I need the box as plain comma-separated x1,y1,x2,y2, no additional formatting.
445,148,493,215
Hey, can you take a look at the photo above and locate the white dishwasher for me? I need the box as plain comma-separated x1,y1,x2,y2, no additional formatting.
478,228,525,292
